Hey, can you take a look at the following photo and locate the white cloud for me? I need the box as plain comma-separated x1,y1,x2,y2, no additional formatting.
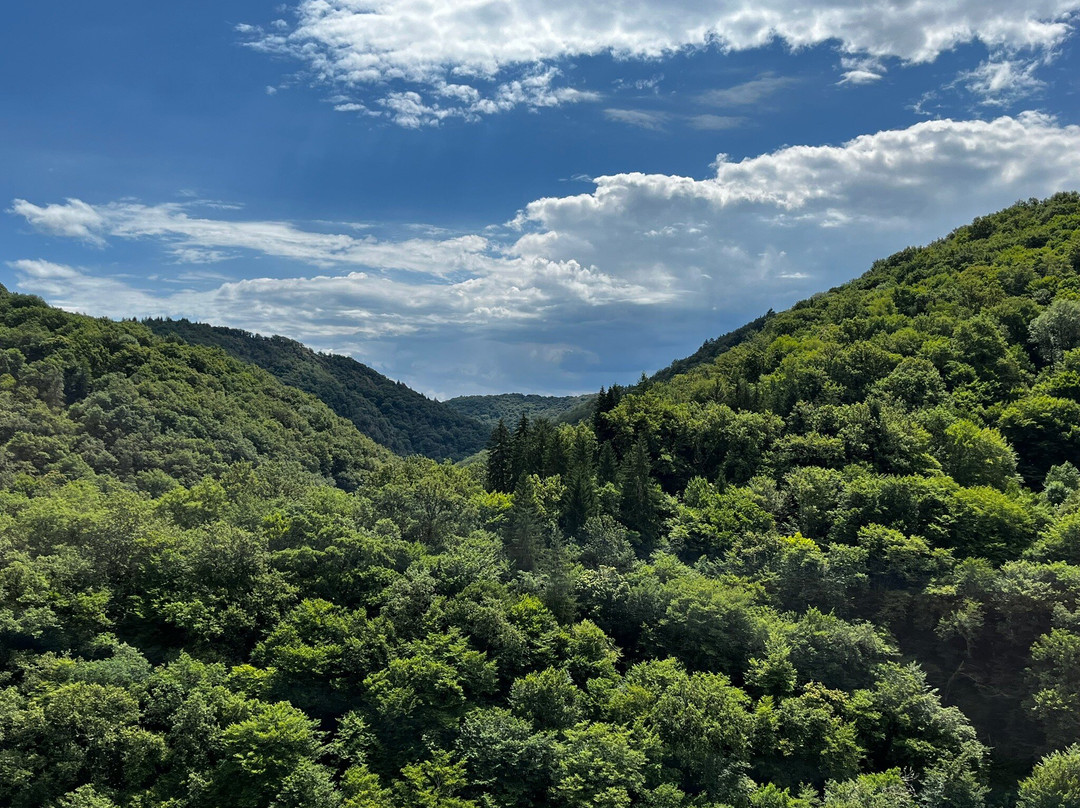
10,198,511,276
241,0,1080,123
8,259,80,280
839,56,886,85
9,198,106,245
511,114,1080,295
958,57,1048,104
12,113,1080,394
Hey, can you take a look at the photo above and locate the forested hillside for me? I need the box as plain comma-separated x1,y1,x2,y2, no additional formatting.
444,392,595,427
5,195,1080,807
0,293,387,491
144,319,490,461
648,312,774,385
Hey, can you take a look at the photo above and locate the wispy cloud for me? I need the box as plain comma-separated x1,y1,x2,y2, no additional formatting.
603,108,670,130
687,114,746,131
698,74,800,107
958,57,1048,105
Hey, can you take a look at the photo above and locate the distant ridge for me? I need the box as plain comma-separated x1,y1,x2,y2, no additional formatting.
444,392,595,427
144,319,491,460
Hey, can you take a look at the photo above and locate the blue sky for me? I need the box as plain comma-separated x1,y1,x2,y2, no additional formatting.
5,1,1080,398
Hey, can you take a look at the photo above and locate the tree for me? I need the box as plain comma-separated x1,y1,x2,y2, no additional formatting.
1029,629,1080,747
395,750,479,808
552,723,651,808
511,415,532,484
1043,462,1080,505
213,701,324,808
823,770,916,808
1017,745,1080,808
938,419,1018,490
1000,395,1080,484
618,435,664,547
560,427,599,538
509,668,583,730
456,708,556,808
1031,299,1080,366
486,420,514,493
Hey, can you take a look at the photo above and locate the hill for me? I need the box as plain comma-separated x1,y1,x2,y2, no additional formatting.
143,319,491,461
444,392,595,426
581,192,1080,787
0,289,388,491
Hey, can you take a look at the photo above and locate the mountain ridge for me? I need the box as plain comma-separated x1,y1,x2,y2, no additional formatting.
143,318,492,461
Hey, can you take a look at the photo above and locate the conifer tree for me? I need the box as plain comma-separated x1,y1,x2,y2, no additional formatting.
618,434,663,546
485,419,513,492
561,429,599,538
510,415,531,486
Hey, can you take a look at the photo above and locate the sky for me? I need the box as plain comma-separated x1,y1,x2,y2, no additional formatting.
4,2,1080,398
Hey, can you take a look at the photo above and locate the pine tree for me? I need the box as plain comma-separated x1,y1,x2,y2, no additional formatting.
618,434,663,547
505,474,546,571
510,414,531,486
597,442,619,485
560,427,598,537
485,419,513,492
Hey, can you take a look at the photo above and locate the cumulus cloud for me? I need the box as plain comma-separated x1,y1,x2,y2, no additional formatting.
241,0,1080,123
511,113,1080,298
12,113,1080,394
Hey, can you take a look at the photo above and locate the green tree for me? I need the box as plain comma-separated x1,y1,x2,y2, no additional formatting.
552,722,652,808
213,701,324,808
486,420,514,493
1031,299,1080,366
618,435,664,547
1017,745,1080,808
938,419,1018,490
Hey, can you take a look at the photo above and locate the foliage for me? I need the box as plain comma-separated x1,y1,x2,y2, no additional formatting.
443,393,595,428
144,318,490,461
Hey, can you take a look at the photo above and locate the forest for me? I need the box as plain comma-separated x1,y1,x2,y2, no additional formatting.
442,394,595,429
3,194,1080,807
142,319,491,462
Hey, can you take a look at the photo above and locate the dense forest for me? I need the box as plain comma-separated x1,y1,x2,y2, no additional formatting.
4,194,1080,807
443,393,595,428
143,319,491,461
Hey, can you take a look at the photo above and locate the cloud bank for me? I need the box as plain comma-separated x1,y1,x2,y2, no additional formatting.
242,0,1080,124
11,113,1080,394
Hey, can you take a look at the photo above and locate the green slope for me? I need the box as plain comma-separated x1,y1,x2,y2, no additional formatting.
580,192,1080,786
647,310,774,385
143,319,491,461
0,289,388,490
